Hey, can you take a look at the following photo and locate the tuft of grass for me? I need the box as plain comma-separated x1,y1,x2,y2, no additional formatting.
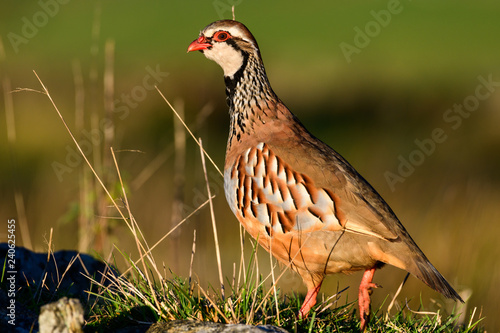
84,238,358,332
84,251,483,332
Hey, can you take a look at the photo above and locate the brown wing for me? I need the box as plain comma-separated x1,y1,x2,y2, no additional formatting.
265,130,402,242
227,137,399,242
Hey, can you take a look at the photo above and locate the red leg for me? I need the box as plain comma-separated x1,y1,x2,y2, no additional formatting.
299,281,323,318
359,268,379,330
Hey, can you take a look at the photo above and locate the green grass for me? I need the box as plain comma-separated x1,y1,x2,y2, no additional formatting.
80,244,484,332
0,241,485,332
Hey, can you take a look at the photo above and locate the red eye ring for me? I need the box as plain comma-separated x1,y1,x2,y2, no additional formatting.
214,31,230,42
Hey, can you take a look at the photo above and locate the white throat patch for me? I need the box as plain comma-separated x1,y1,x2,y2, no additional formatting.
203,43,244,78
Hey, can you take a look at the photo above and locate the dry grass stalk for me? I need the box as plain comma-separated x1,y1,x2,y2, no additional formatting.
386,272,410,320
155,86,223,177
199,138,225,299
189,229,197,294
72,59,93,253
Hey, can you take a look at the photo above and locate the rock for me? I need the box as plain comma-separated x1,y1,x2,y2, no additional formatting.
0,244,116,299
0,244,116,332
39,297,84,333
0,245,290,333
146,320,290,333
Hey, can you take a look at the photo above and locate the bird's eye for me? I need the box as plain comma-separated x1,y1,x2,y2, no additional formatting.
214,31,230,42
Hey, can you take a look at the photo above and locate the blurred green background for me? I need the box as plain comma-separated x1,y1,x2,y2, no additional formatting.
1,0,499,330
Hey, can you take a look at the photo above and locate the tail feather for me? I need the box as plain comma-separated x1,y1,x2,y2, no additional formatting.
414,257,463,302
380,237,463,303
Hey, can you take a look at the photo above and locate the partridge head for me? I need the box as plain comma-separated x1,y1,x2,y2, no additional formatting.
188,20,463,330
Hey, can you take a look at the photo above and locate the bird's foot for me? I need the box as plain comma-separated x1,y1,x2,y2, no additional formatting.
359,268,379,331
298,282,323,319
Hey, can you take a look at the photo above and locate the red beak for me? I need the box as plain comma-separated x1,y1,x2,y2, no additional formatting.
187,36,212,52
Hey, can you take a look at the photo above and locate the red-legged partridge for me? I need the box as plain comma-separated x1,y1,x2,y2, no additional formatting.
187,20,463,330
